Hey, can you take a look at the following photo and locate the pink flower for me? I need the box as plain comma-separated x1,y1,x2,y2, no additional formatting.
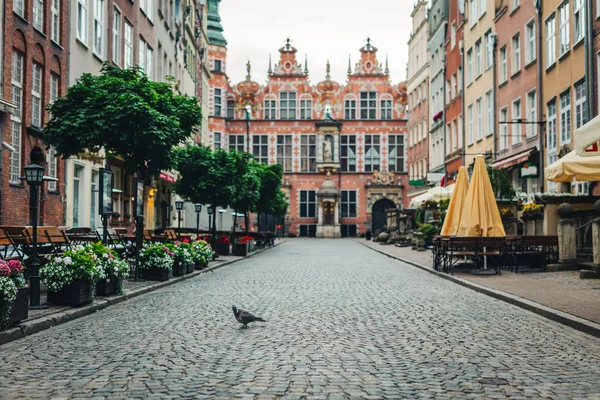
0,262,10,277
168,252,174,257
8,260,23,274
174,241,181,246
162,246,169,252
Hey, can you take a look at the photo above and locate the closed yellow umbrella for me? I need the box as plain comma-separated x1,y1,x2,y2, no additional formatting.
457,155,505,237
440,166,469,236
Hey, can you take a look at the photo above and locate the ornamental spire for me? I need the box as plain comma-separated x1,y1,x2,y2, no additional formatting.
385,54,389,75
347,54,352,76
267,54,272,76
304,54,309,75
326,60,331,81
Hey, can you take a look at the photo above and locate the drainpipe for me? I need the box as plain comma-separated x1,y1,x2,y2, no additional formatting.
586,0,595,119
536,0,545,193
492,33,498,162
442,58,447,178
461,33,466,166
0,0,5,224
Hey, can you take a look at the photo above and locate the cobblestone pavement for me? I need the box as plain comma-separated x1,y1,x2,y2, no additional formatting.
2,239,600,399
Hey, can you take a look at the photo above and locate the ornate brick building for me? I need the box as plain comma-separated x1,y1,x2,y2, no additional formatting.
207,19,407,236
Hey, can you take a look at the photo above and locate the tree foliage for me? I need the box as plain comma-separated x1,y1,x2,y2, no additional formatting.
487,166,517,200
44,64,201,175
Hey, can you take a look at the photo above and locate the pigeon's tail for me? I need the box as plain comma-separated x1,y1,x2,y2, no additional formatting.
255,317,266,322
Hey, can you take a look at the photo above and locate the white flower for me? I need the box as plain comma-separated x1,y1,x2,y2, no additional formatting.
63,257,72,265
103,253,109,259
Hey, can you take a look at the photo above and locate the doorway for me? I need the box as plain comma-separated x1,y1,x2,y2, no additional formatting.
371,198,395,235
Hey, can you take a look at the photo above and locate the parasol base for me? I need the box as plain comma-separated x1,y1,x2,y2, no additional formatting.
470,269,498,276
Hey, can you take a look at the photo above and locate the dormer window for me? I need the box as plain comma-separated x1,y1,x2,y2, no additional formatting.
214,59,222,73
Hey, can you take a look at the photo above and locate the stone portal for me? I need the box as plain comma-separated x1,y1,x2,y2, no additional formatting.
316,172,341,238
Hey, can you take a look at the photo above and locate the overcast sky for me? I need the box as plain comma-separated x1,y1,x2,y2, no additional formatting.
219,1,416,86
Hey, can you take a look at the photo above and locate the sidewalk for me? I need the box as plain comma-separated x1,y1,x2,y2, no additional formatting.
361,239,600,337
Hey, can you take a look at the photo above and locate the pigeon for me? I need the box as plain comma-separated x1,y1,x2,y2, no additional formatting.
232,305,266,328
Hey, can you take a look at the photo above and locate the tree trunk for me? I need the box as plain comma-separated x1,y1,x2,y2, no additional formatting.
245,212,249,234
257,211,261,232
233,210,238,234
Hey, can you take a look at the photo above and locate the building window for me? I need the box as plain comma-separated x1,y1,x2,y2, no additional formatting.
500,107,508,150
364,135,380,172
280,92,297,120
546,15,556,67
512,98,522,145
34,0,44,31
512,0,520,9
252,135,269,164
93,0,104,57
299,190,316,218
213,132,221,150
264,99,276,119
525,20,536,64
560,91,571,144
112,8,121,65
226,100,235,119
51,0,61,43
214,59,222,72
547,101,557,151
575,81,588,129
558,3,570,56
124,21,133,68
499,46,507,83
341,135,357,172
467,49,473,84
360,92,377,119
486,91,493,136
512,33,520,75
229,135,245,153
14,0,25,17
458,66,463,93
479,0,486,17
574,0,585,44
476,98,483,141
381,99,392,120
300,99,312,120
468,104,473,145
475,40,482,77
341,190,357,218
470,0,477,27
47,147,58,191
345,99,356,119
145,45,153,79
388,135,405,173
526,90,537,138
451,74,457,100
32,63,43,128
277,135,293,172
300,135,316,172
485,31,493,70
50,73,59,103
77,0,88,43
214,88,222,116
451,23,457,49
10,51,24,184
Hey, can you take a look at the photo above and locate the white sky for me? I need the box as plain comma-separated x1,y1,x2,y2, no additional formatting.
219,0,416,86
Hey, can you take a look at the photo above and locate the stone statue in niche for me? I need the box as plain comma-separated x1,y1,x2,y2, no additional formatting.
323,135,333,162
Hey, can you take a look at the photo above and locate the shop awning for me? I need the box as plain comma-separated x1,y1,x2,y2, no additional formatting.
545,150,600,182
159,171,177,183
575,114,600,157
490,149,534,169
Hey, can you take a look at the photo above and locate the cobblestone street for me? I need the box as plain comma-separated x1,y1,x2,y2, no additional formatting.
1,239,600,399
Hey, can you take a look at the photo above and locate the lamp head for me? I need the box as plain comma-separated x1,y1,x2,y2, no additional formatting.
175,200,185,211
194,203,203,213
24,163,45,185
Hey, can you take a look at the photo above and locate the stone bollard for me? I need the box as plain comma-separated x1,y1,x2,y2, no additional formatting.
414,232,425,252
548,203,578,271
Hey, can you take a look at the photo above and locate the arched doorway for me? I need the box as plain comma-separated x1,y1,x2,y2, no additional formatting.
372,198,395,235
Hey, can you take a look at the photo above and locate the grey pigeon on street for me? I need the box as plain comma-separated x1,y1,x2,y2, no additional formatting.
232,305,266,328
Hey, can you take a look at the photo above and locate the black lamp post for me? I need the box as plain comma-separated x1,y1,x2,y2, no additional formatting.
175,200,184,239
24,163,47,309
245,104,251,153
207,205,213,235
194,203,202,235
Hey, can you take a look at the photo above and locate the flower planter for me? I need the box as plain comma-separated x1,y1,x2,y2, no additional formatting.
141,267,170,281
195,260,208,270
47,279,94,307
216,242,230,256
172,262,185,277
232,242,249,257
8,286,29,325
96,278,118,296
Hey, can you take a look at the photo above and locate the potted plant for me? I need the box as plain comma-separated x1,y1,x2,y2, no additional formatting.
215,235,231,256
0,261,19,329
5,260,27,326
522,202,544,217
233,236,252,257
111,212,121,224
166,242,194,276
191,240,214,270
41,245,104,307
123,212,131,222
500,207,514,220
139,244,173,281
90,242,130,296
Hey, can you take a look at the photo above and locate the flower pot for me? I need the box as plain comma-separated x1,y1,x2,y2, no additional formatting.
173,262,185,277
96,278,118,296
195,260,208,270
232,242,249,257
47,279,94,307
216,242,230,256
141,267,170,281
8,286,29,325
186,262,195,274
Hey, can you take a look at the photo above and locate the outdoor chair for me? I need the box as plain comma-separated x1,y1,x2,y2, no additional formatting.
43,226,72,255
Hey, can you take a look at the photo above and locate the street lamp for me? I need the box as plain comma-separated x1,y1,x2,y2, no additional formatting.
175,200,184,239
194,203,202,234
245,104,251,153
24,163,47,309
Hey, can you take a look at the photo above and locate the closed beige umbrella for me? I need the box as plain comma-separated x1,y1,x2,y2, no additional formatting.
440,166,469,236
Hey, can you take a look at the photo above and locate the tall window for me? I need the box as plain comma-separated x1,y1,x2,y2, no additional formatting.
277,135,293,172
146,45,153,79
50,73,59,103
468,104,474,145
485,31,494,70
364,135,380,172
500,46,507,83
113,8,121,65
341,135,356,172
458,66,463,93
345,99,356,119
124,21,133,68
574,0,585,43
214,88,222,116
32,63,43,127
546,15,556,66
47,148,58,191
547,102,557,152
50,0,61,42
470,0,477,27
94,0,104,57
512,33,521,74
214,59,222,72
479,0,486,17
341,191,357,218
280,92,297,119
360,92,377,119
476,98,483,141
526,90,537,138
388,135,405,173
575,81,588,129
512,98,522,144
252,135,269,164
10,51,24,184
226,100,235,119
512,0,520,9
558,3,570,55
475,40,482,77
560,91,571,144
467,49,473,84
300,99,312,120
229,135,245,152
264,99,276,119
300,135,316,172
299,190,316,218
77,0,88,43
451,74,457,99
500,107,508,150
452,119,458,150
458,114,463,148
451,23,457,49
381,99,392,120
213,132,221,149
34,0,44,31
526,20,536,64
486,91,493,136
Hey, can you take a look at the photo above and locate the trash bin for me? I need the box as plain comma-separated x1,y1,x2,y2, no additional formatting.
366,230,372,241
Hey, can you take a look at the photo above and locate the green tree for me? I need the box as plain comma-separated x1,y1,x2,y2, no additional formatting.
44,64,201,175
487,166,516,200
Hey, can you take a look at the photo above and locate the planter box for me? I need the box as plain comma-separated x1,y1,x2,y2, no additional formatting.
96,278,119,296
47,279,94,307
195,260,208,270
216,242,230,256
173,262,185,277
232,242,249,257
186,262,195,274
8,286,29,325
141,267,170,281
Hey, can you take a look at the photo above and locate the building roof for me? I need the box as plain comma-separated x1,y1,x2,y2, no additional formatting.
207,0,227,46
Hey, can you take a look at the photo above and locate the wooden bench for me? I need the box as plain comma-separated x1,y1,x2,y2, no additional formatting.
443,236,506,274
507,235,559,272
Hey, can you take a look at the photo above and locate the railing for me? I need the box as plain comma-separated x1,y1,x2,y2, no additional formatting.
575,217,594,262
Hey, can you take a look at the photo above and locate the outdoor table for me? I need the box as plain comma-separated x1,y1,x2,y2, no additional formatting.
66,234,100,244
